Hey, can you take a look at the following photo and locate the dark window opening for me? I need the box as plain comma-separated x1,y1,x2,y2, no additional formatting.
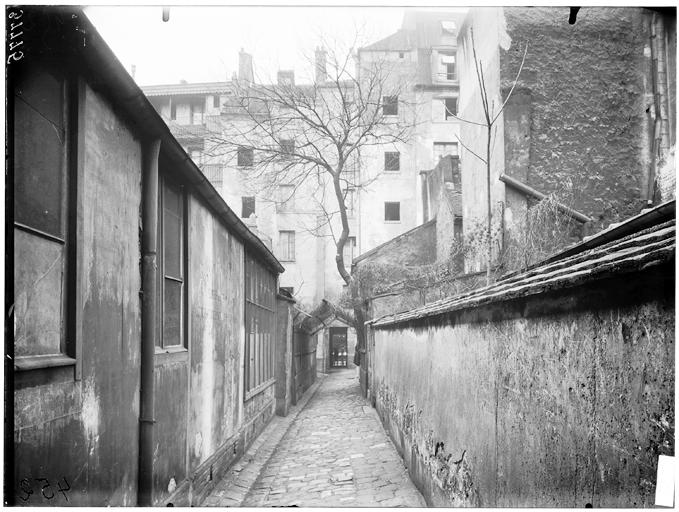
280,139,295,155
384,202,401,222
237,147,254,167
445,98,458,119
382,96,398,116
159,178,186,349
213,95,220,108
399,52,405,59
170,102,177,120
384,152,400,171
443,156,461,186
241,196,255,218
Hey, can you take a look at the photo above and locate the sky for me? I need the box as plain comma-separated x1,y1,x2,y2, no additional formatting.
83,5,466,86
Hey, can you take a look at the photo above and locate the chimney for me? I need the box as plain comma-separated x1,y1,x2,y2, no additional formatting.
315,46,327,83
277,70,295,86
238,48,254,83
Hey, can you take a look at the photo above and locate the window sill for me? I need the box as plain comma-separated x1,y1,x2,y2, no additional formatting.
384,220,401,224
279,259,296,263
155,346,189,365
15,354,76,372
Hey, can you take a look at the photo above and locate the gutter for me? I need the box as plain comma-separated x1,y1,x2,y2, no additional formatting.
74,8,284,274
499,174,592,223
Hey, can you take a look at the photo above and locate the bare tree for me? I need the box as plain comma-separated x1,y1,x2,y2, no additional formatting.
205,43,415,365
452,26,527,283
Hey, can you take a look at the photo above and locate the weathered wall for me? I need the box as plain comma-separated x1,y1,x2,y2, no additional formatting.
292,328,317,403
354,220,436,269
500,7,652,230
275,296,294,416
14,84,143,506
371,269,674,507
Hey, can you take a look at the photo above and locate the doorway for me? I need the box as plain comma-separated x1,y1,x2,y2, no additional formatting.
329,327,348,368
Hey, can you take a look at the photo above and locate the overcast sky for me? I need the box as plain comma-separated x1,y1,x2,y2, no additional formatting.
84,5,466,86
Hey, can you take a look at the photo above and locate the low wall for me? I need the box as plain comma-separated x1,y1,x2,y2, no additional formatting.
370,267,674,507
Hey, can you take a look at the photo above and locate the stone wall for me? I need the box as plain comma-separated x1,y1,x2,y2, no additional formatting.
369,266,674,507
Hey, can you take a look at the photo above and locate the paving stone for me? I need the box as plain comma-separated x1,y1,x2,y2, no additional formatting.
202,370,426,508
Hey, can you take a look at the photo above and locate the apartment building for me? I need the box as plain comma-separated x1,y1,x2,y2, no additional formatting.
355,10,467,253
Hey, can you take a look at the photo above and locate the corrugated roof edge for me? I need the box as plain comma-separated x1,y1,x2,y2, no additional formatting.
370,201,675,328
69,7,283,273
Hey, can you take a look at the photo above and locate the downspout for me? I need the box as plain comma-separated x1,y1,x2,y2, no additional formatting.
138,139,161,506
648,13,662,205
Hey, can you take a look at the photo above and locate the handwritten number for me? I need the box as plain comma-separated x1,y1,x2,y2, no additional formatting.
7,51,23,64
9,10,23,19
18,479,33,502
10,21,23,31
57,477,70,501
9,40,23,51
36,478,54,500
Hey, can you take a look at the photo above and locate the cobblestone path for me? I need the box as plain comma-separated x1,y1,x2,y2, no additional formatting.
204,370,426,507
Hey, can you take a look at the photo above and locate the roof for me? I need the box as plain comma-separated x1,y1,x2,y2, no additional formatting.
353,219,436,265
297,300,355,335
371,200,675,328
24,6,284,274
142,82,235,97
361,29,415,52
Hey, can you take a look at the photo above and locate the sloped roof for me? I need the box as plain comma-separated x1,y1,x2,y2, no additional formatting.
371,201,675,328
298,300,355,334
361,29,415,51
142,81,234,97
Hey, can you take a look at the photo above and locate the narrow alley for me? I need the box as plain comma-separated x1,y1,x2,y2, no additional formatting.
204,370,426,507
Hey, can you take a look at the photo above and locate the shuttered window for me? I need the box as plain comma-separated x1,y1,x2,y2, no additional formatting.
244,254,276,397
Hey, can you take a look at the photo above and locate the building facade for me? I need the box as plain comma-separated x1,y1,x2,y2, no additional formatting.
9,7,305,506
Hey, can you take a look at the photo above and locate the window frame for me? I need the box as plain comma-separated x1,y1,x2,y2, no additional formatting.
241,195,256,218
384,201,401,223
277,184,295,212
437,50,457,81
434,141,459,161
237,147,254,167
384,151,401,172
13,66,81,374
382,95,398,116
444,98,458,120
278,230,296,262
156,174,188,353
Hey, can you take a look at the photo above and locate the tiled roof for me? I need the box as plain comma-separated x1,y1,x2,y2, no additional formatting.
371,201,675,328
142,82,234,97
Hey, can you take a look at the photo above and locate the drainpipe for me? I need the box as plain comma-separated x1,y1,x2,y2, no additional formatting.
648,13,662,205
138,139,161,506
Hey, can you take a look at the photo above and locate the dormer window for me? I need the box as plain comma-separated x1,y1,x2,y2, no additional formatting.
441,21,457,34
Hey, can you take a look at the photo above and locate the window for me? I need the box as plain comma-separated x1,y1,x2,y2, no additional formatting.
278,231,296,261
441,21,457,34
382,95,398,116
434,142,458,161
399,52,405,59
280,139,295,156
384,152,400,171
13,64,77,368
438,51,456,81
213,95,220,108
277,184,295,212
237,147,254,167
244,253,276,396
343,236,356,266
444,98,458,120
170,102,177,120
384,202,401,222
242,196,256,218
158,178,186,350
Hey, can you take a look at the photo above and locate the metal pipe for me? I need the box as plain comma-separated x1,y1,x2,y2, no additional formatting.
138,138,161,506
499,173,592,223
